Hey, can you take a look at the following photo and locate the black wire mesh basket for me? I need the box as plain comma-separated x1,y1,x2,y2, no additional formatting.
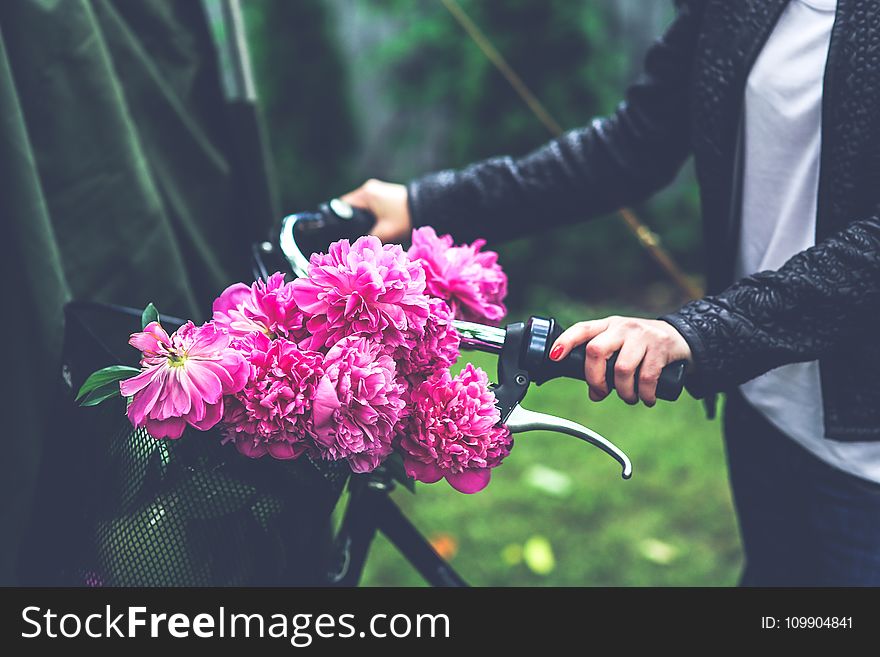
21,301,350,586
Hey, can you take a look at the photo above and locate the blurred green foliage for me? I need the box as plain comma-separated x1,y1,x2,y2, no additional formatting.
365,0,616,166
243,0,702,308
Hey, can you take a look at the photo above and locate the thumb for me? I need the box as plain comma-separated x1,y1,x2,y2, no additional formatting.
340,186,370,209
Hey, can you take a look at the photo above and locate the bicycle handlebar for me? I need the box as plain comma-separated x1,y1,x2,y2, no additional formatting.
273,199,685,481
456,317,686,401
525,318,686,401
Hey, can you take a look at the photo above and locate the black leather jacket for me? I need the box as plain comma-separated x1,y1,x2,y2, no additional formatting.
406,0,880,442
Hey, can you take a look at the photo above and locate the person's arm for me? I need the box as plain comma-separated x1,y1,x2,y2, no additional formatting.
405,0,705,244
547,212,880,407
343,0,706,244
661,214,880,397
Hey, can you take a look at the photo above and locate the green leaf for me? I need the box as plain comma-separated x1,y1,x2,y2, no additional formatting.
76,365,141,401
79,383,124,407
141,302,159,329
385,452,416,493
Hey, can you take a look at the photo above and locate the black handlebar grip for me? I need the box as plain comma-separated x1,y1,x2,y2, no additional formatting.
607,349,686,401
292,200,378,258
563,343,686,402
341,203,379,237
528,318,686,401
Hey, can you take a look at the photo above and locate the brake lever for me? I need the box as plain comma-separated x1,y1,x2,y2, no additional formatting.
455,319,634,479
506,404,632,479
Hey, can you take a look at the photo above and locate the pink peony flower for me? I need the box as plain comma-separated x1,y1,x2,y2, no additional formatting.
212,272,307,341
394,297,460,377
120,321,249,439
291,236,429,350
110,234,511,488
311,336,406,473
408,226,507,323
221,333,324,460
400,363,513,493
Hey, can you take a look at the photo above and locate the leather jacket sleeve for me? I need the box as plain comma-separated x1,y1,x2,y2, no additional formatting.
406,1,705,244
662,214,880,397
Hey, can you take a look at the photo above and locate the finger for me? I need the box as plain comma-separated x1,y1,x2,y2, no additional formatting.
613,341,646,405
637,349,666,407
550,319,609,361
584,330,624,398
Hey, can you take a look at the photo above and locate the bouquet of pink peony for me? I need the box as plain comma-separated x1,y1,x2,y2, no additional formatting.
77,229,511,493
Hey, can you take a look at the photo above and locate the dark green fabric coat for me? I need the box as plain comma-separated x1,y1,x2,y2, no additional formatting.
0,0,271,583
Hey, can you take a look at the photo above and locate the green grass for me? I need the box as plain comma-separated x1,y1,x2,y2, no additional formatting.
358,351,743,587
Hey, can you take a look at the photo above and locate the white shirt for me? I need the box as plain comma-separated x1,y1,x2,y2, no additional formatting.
736,0,880,483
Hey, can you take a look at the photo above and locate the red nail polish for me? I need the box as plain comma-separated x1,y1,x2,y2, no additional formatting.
549,345,564,361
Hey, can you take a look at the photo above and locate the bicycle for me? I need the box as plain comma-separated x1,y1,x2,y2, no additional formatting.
32,200,683,587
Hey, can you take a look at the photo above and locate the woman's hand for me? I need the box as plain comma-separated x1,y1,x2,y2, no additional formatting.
340,179,412,243
550,316,692,407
